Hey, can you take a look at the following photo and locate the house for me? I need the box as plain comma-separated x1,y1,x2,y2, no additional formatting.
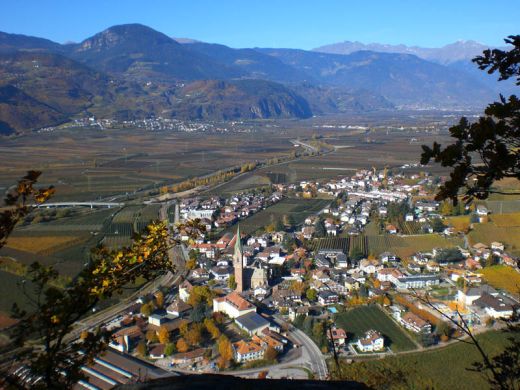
405,213,415,222
359,258,382,274
386,224,397,234
148,313,166,326
213,291,256,319
166,299,192,318
457,285,498,306
344,277,360,292
356,330,384,352
380,252,398,264
476,205,489,216
191,268,210,279
491,242,505,252
171,348,207,365
328,327,347,347
473,293,516,319
376,268,403,283
179,280,193,302
394,274,440,289
110,325,144,353
288,305,310,321
254,333,284,353
149,344,165,359
400,312,431,333
233,340,265,363
318,290,339,305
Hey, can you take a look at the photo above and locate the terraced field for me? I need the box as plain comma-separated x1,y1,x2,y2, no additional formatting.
334,305,417,352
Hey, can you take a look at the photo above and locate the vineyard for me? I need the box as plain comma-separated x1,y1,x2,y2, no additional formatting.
135,204,161,232
105,206,141,236
468,223,520,255
5,235,89,256
366,234,463,259
489,212,520,227
397,220,424,235
349,234,368,257
311,237,350,253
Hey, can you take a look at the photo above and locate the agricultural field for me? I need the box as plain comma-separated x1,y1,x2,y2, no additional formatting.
366,234,463,259
445,215,471,232
334,305,417,352
484,200,520,214
349,235,368,258
206,174,271,195
480,266,520,298
311,237,350,253
467,223,520,255
223,198,330,235
396,220,424,235
0,270,35,315
488,212,520,227
336,330,512,390
135,204,161,232
5,235,89,256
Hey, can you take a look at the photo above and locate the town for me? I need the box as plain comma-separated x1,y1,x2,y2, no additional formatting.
43,167,519,389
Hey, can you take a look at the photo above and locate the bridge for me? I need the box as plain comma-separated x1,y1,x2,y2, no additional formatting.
33,202,125,209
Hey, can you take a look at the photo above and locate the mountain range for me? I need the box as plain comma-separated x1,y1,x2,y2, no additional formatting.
0,24,512,134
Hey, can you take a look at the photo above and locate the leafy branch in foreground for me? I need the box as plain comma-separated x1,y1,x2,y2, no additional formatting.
0,171,184,389
421,35,520,203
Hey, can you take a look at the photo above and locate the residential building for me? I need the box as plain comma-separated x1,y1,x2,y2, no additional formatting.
213,291,256,319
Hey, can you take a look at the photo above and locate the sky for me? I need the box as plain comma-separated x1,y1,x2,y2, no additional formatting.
1,0,517,49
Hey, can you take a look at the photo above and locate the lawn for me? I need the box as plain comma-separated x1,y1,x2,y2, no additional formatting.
480,265,520,298
336,330,513,390
334,305,417,352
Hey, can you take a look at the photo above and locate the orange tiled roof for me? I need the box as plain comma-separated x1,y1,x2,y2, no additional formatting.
224,291,253,311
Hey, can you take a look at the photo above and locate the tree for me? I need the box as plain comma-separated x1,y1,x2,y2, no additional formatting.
146,329,159,343
0,172,201,389
185,323,203,346
290,280,305,296
190,302,208,323
176,337,189,353
421,36,520,203
136,341,147,357
217,335,233,367
228,275,237,290
314,218,326,238
431,217,446,233
187,285,214,306
186,258,197,270
204,318,221,340
155,291,165,309
306,288,317,302
158,325,170,344
164,343,176,356
264,346,278,362
140,302,153,317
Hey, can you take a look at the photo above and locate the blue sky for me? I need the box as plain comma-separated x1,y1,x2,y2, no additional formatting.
1,0,517,49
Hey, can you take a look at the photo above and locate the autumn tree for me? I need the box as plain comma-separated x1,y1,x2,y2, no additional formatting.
136,341,147,357
217,335,233,368
155,291,165,309
187,285,214,306
146,329,159,343
158,325,170,344
290,280,305,296
204,318,221,340
228,274,237,289
185,323,203,346
421,35,520,203
264,346,278,362
140,302,153,317
176,337,189,353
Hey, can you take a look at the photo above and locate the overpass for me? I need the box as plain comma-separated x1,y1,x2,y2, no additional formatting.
33,202,124,209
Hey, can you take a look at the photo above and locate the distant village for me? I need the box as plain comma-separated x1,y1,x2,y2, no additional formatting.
73,168,520,385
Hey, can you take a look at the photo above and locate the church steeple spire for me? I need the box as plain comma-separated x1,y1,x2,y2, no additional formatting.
233,224,244,292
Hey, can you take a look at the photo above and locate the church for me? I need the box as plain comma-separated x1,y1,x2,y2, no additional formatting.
232,224,268,294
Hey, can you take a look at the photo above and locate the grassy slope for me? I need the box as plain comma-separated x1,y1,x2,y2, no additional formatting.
334,305,417,352
338,330,512,390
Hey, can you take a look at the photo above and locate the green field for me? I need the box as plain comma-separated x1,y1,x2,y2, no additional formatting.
335,330,513,390
334,305,417,352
